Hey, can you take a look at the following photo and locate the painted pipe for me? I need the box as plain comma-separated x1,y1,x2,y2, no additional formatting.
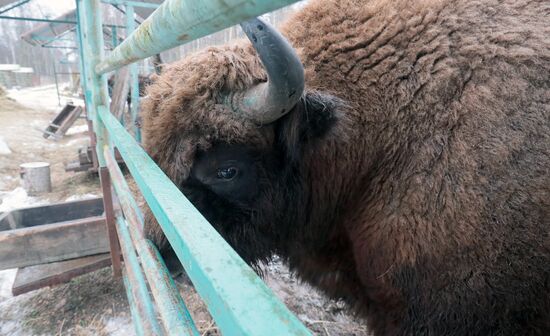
0,0,31,15
125,4,141,142
123,273,145,336
98,105,311,335
103,146,144,227
116,215,163,335
95,0,300,74
80,0,110,166
117,215,199,336
104,147,199,335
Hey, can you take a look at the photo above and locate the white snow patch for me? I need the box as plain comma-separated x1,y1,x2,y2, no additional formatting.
65,124,88,135
65,193,99,202
0,269,17,300
0,136,11,155
7,84,84,112
103,316,135,336
30,120,43,128
0,187,46,212
0,175,15,190
62,138,88,147
0,319,26,336
0,299,31,336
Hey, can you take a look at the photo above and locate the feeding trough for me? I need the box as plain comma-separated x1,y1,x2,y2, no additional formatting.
0,197,111,295
0,197,109,271
42,102,84,140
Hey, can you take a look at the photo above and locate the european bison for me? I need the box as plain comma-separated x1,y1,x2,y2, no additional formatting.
142,0,550,334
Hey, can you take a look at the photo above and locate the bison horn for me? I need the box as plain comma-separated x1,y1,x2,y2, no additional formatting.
225,17,305,124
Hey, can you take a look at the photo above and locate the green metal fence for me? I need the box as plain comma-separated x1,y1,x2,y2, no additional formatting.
76,0,311,334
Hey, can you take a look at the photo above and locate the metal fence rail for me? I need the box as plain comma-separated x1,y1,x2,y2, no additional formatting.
94,0,299,74
77,0,311,334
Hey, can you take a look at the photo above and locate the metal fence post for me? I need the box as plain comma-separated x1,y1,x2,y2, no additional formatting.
79,0,124,281
111,25,118,48
99,167,122,277
125,4,141,142
79,0,109,166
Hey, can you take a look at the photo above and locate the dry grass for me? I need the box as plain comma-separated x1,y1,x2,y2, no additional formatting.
20,269,129,336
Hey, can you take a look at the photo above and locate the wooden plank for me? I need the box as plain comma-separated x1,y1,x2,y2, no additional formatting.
42,104,84,138
57,106,83,136
64,160,94,172
0,198,103,230
15,198,104,228
87,119,99,171
0,216,109,270
11,253,111,296
0,212,19,231
51,104,74,125
78,146,94,165
0,212,7,229
41,128,59,139
109,66,130,121
99,167,122,277
43,104,74,138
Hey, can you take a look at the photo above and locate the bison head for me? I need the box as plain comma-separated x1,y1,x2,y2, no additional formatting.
142,18,346,268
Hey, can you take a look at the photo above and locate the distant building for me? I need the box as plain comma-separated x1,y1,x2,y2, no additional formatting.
0,64,36,88
0,64,20,88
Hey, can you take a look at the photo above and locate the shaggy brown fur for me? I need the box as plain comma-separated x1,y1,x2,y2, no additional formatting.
142,0,550,334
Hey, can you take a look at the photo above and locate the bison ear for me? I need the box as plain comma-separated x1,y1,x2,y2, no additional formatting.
275,90,341,162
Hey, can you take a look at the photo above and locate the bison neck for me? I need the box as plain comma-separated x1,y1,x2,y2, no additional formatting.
274,97,387,317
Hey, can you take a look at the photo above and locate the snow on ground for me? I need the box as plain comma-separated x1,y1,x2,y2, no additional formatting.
0,269,17,301
0,136,11,155
0,303,29,336
0,187,46,213
65,124,89,135
7,84,84,113
64,193,99,202
102,316,135,336
61,137,89,147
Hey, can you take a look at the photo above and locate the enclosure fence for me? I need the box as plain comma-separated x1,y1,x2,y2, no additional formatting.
77,0,311,335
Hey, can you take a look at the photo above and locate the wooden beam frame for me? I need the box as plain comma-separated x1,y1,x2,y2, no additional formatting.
0,216,109,270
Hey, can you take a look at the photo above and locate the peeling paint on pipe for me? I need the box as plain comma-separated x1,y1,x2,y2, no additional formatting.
105,147,199,335
95,0,299,74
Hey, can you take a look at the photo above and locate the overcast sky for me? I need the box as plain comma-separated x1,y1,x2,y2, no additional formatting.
39,0,74,15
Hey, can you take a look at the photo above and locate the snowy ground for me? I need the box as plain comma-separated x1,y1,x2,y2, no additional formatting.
0,86,129,335
0,85,367,335
7,84,84,112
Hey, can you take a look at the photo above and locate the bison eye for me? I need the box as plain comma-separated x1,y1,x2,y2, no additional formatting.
216,167,238,180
